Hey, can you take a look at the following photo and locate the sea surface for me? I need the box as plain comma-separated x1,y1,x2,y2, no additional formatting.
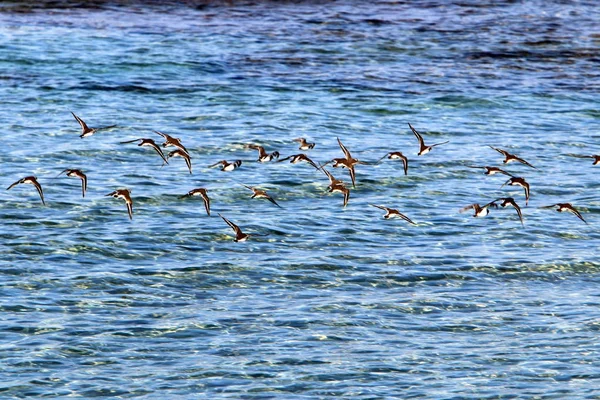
1,1,600,398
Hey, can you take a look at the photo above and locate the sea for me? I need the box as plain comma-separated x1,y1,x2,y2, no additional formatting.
1,1,600,398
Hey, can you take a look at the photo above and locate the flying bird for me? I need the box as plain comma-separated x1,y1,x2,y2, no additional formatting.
71,112,116,138
409,123,449,156
56,169,87,198
540,203,587,224
6,176,45,205
370,204,415,224
105,189,133,220
120,138,169,165
489,146,536,169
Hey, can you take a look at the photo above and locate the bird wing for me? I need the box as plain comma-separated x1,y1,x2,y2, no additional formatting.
71,112,90,131
408,123,425,148
337,137,352,160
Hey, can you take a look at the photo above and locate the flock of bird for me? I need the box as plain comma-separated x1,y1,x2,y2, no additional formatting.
5,113,596,241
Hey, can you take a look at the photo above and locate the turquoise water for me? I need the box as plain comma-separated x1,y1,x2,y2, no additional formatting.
2,1,600,398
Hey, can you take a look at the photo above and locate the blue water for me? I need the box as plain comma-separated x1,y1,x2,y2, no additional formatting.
2,1,600,398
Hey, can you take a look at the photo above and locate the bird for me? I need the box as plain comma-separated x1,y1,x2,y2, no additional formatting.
120,138,169,165
408,122,449,156
329,182,350,208
540,203,587,224
208,160,242,172
166,149,192,174
467,165,512,176
570,154,600,165
6,176,45,205
218,214,267,242
319,165,345,188
277,154,320,169
241,184,282,208
56,169,87,198
154,131,189,155
375,152,409,175
180,188,210,216
489,146,536,169
459,200,498,218
492,197,524,226
71,112,116,138
105,189,133,220
501,177,530,206
323,138,368,188
293,138,315,150
246,144,280,162
370,204,415,224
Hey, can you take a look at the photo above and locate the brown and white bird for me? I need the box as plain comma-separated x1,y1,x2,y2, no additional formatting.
493,197,524,226
277,154,320,170
241,184,282,208
467,165,512,176
570,154,600,166
459,200,498,218
208,160,242,172
323,138,368,188
489,146,536,169
7,176,45,205
166,149,192,174
155,131,189,155
218,214,267,242
293,138,315,150
180,188,211,216
56,169,88,198
375,152,409,175
370,204,415,224
409,123,449,156
329,182,350,208
105,189,133,220
501,177,530,206
120,138,169,165
71,112,116,138
246,144,280,162
540,203,587,224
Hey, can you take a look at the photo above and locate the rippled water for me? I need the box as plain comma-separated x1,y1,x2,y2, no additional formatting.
2,1,600,398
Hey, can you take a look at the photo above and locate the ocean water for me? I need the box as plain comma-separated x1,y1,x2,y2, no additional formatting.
1,1,600,398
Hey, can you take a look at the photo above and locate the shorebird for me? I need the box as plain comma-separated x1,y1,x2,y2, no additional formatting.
370,204,415,224
501,177,530,206
120,138,169,165
166,149,192,174
56,169,87,198
319,165,345,187
218,214,267,242
154,131,189,155
6,176,45,205
241,184,282,208
246,144,279,162
329,182,350,208
208,160,242,172
570,154,600,165
375,152,409,175
489,146,536,169
71,112,116,138
323,138,369,188
467,165,512,176
293,138,315,150
459,201,498,218
540,203,587,224
180,188,210,216
318,166,350,207
105,189,133,220
276,154,319,169
492,197,524,226
409,122,449,156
